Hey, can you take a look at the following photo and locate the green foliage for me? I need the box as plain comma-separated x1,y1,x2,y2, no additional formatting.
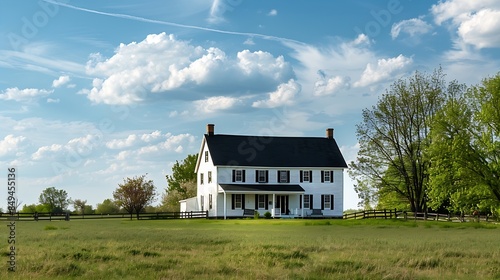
165,154,197,194
39,187,70,213
427,73,500,215
161,154,198,211
350,68,450,212
113,174,157,219
95,199,120,214
159,181,196,212
264,211,272,219
72,199,87,214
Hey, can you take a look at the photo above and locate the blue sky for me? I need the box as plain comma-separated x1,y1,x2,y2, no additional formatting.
1,0,499,211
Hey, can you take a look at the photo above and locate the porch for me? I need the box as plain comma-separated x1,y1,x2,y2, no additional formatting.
218,184,306,219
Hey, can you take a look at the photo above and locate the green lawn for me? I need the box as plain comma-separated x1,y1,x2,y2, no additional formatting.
2,218,500,279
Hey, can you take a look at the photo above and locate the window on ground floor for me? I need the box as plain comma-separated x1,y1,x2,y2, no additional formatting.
301,194,313,209
321,194,334,210
232,194,244,209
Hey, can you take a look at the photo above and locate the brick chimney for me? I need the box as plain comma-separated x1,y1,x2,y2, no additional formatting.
326,128,334,139
207,124,215,136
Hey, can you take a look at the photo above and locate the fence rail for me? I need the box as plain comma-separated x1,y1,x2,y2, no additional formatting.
0,211,209,221
343,209,498,223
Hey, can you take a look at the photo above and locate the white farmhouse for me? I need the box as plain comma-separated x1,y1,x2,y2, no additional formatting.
185,124,348,219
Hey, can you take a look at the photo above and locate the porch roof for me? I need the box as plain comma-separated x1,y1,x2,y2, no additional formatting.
219,184,305,193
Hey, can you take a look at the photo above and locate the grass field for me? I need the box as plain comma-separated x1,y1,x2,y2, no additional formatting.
2,218,499,279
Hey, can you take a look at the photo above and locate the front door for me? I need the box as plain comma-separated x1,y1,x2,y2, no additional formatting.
277,195,289,214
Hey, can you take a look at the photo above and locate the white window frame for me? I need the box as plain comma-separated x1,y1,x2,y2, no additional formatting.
208,171,212,183
235,170,243,182
257,170,267,183
323,195,331,209
279,170,288,183
234,194,243,209
200,195,204,211
200,173,204,185
258,194,266,209
323,170,331,182
303,195,311,209
204,151,209,162
303,170,310,182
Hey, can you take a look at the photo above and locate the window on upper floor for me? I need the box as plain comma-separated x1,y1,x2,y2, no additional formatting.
278,170,290,183
208,171,212,183
232,170,245,182
200,173,204,185
256,170,268,183
321,170,334,183
300,170,313,182
204,151,209,162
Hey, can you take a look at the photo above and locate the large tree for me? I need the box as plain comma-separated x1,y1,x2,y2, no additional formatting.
113,175,157,219
162,154,198,211
427,74,500,215
349,68,453,212
39,187,70,213
72,199,87,215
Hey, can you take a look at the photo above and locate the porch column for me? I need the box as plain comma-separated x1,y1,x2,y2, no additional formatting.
272,193,276,218
223,191,227,220
301,194,304,218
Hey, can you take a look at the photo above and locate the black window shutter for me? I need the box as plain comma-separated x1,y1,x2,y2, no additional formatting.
265,195,268,210
330,171,334,183
277,170,280,182
321,171,324,183
255,170,258,182
321,195,325,210
242,194,245,209
242,170,246,182
330,195,334,210
265,170,269,183
231,194,235,210
309,195,313,209
232,170,235,182
300,170,303,182
287,171,290,183
299,195,302,208
255,194,258,209
310,170,313,182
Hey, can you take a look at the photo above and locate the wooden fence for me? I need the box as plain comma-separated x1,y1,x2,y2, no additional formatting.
343,209,498,223
0,211,209,221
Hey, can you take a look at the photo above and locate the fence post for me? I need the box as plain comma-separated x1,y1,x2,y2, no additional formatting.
206,210,209,219
384,209,387,219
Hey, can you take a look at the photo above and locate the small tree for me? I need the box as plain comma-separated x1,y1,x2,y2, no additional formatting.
73,199,87,215
95,199,120,214
39,187,70,213
113,175,157,220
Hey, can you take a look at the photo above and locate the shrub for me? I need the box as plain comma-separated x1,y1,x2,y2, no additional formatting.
264,211,272,219
254,211,260,219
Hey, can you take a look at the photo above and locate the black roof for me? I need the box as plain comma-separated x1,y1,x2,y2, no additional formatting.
205,134,347,168
219,184,305,193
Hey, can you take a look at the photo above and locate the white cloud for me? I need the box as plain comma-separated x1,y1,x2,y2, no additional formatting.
391,18,432,39
0,87,53,101
268,9,278,16
0,135,26,157
47,98,60,103
52,75,71,88
314,71,350,96
195,96,243,113
243,38,255,45
84,33,293,105
106,134,138,149
141,130,162,142
208,0,226,23
431,0,500,49
32,144,63,160
252,79,301,108
354,55,413,88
